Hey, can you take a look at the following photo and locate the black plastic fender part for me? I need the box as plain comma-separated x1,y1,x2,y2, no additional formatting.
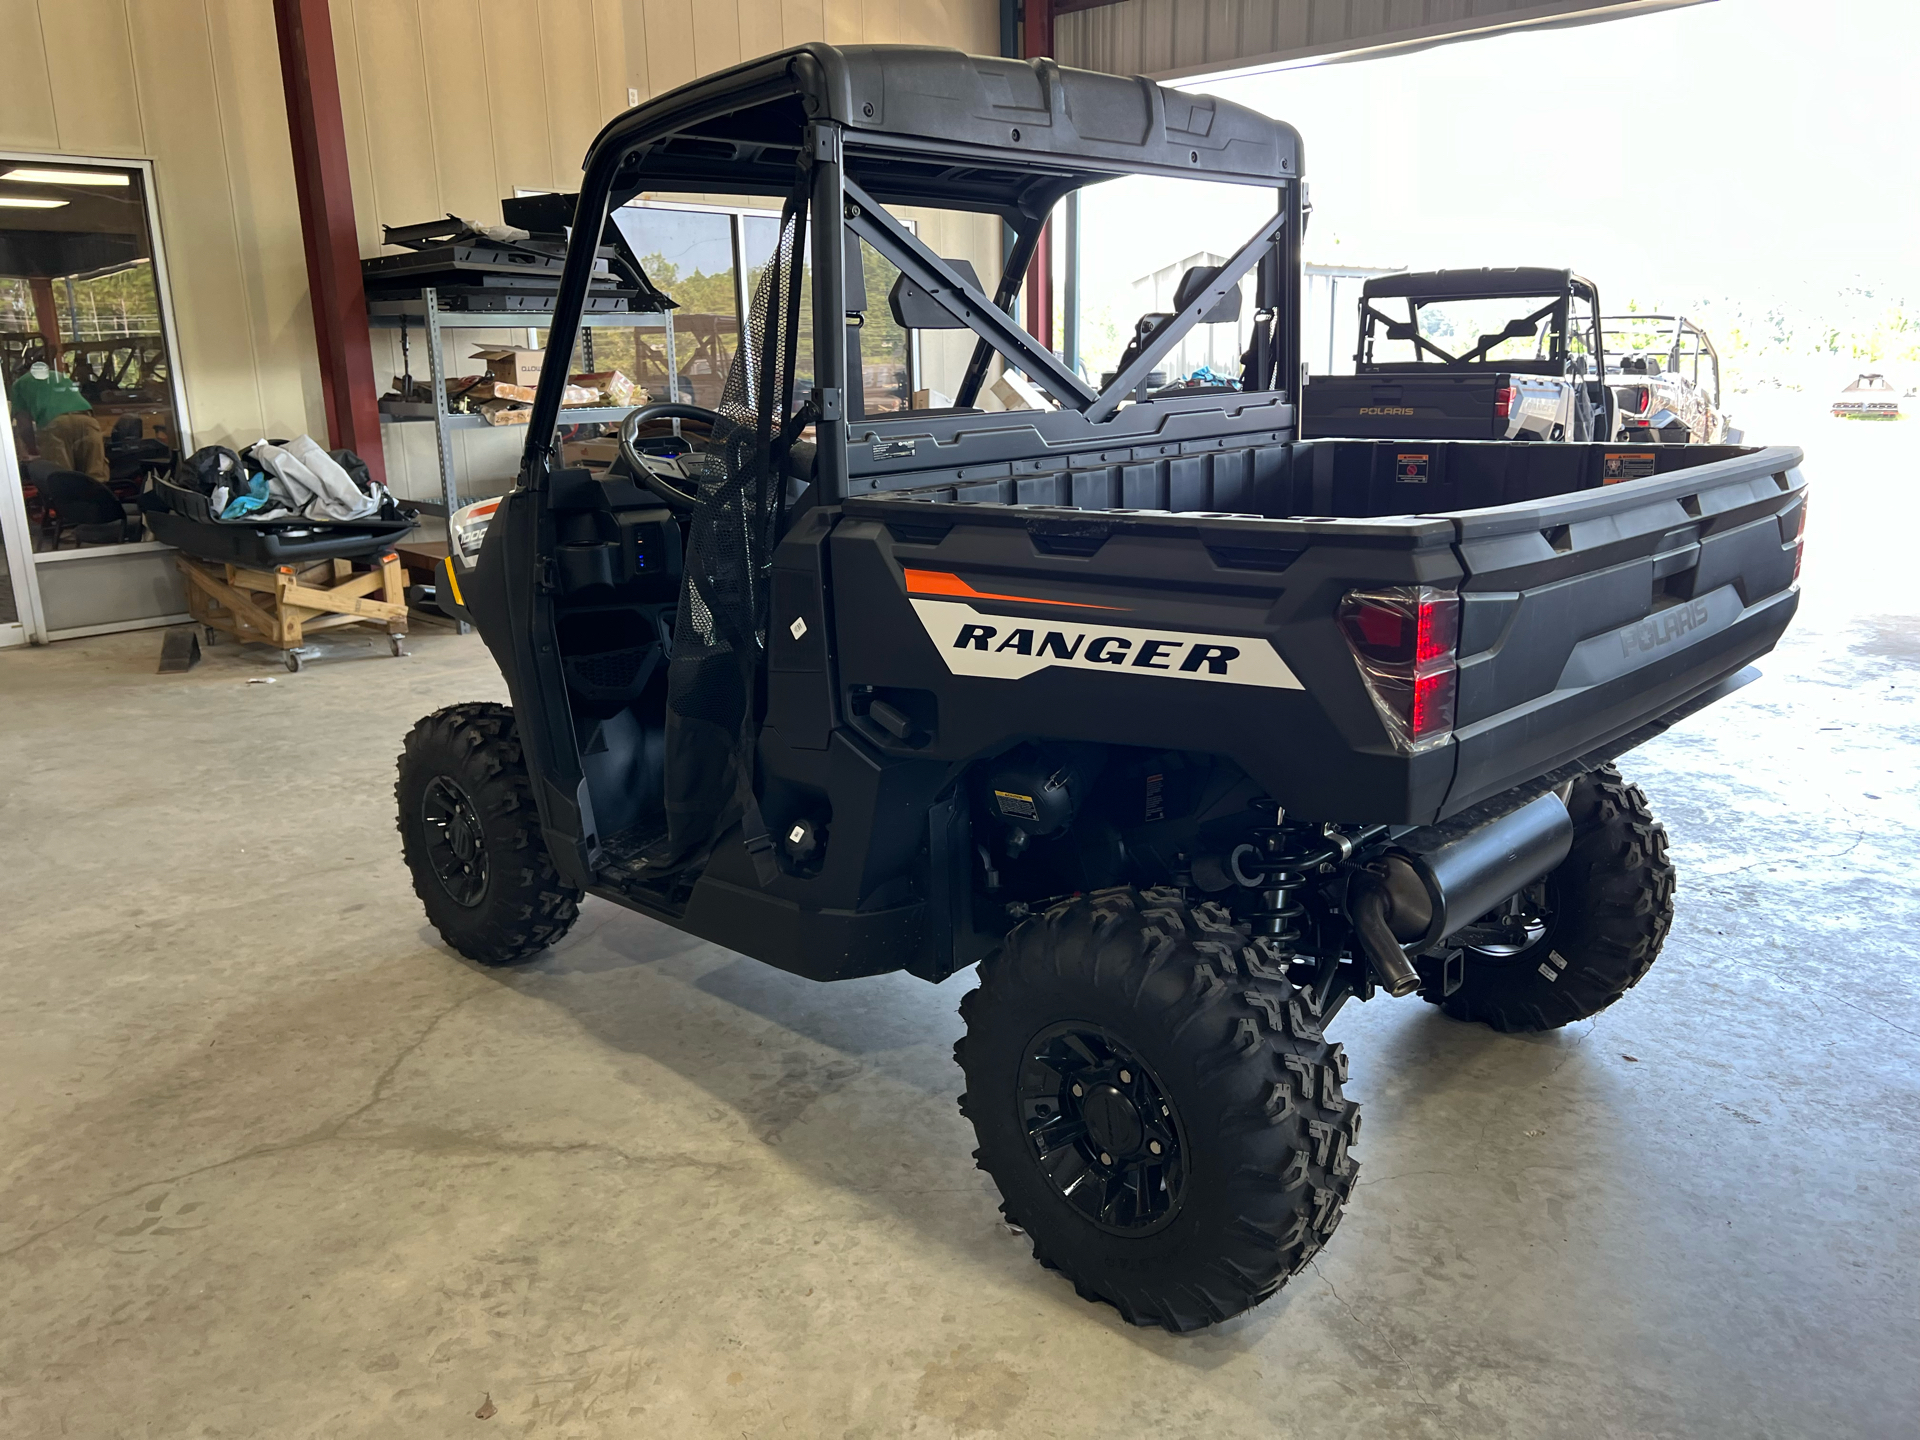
461,487,596,889
434,556,473,627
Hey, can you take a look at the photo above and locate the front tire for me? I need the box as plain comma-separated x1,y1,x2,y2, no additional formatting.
1424,765,1675,1031
396,702,582,965
955,887,1360,1332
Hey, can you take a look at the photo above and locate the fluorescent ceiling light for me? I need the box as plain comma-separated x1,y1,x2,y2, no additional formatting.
2,167,130,186
0,195,68,208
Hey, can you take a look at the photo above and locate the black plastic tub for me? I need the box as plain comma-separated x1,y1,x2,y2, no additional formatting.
146,477,417,567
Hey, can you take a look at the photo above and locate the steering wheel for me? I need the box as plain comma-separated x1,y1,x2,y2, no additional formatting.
618,403,724,513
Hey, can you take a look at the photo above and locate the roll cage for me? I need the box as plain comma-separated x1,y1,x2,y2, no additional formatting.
1354,268,1605,378
517,44,1307,504
1600,314,1721,407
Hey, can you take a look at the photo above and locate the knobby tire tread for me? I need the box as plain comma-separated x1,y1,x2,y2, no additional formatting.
396,701,582,966
954,887,1360,1333
1427,765,1675,1032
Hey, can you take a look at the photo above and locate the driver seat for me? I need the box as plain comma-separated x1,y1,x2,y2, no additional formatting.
1108,264,1243,394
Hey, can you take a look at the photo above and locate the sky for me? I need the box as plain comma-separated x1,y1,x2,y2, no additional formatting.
1076,0,1919,389
1207,0,1918,295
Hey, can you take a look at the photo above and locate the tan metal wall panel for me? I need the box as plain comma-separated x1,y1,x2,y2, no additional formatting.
543,0,609,183
782,0,825,46
0,2,61,151
41,1,144,155
863,0,902,46
123,0,283,447
204,0,325,438
1057,0,1708,81
416,3,500,223
643,0,702,96
482,5,562,193
592,0,631,121
689,1,746,75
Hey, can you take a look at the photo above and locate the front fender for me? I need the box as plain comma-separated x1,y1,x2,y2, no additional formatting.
462,489,596,888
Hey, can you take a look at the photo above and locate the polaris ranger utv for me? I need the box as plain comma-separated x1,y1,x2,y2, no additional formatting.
1302,267,1614,442
397,44,1807,1332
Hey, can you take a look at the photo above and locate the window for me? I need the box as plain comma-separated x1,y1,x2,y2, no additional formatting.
608,205,739,408
1072,175,1279,387
542,199,918,422
1366,295,1564,366
1,158,184,553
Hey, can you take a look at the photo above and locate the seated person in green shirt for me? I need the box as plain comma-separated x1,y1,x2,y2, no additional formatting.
12,361,108,484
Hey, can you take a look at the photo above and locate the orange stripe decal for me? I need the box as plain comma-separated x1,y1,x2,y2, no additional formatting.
902,568,1127,611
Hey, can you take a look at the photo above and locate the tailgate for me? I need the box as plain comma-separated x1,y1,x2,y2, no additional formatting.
1303,373,1499,440
1440,444,1805,815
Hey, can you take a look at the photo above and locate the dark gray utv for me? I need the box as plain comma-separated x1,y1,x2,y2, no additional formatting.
396,44,1808,1331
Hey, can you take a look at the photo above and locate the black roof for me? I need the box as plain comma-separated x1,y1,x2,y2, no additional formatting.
1362,267,1596,301
585,44,1301,219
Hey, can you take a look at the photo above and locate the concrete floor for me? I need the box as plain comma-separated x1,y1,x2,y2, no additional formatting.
2,396,1914,1438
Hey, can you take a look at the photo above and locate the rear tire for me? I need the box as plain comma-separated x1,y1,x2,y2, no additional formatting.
955,887,1360,1332
396,702,582,965
1423,766,1675,1031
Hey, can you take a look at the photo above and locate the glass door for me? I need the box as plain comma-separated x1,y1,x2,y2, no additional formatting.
1,153,192,640
0,375,38,644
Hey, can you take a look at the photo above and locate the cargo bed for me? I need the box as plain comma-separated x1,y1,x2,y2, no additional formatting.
822,440,1803,825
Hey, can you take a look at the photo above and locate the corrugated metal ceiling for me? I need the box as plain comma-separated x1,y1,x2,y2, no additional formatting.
1054,0,1713,82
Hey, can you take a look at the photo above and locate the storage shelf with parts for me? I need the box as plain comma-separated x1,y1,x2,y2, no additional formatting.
368,287,677,519
378,405,639,431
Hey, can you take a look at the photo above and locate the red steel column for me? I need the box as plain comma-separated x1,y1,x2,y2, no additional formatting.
273,0,385,481
1022,0,1055,353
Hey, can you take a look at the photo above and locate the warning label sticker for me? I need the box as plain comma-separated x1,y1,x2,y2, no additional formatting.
1603,451,1658,484
1395,452,1430,483
993,790,1039,820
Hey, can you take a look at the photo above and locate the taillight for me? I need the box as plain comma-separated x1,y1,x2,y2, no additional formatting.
1493,385,1518,419
1790,494,1809,582
1338,585,1460,752
1627,385,1650,414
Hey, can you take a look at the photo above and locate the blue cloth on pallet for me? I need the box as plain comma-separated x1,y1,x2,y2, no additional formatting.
219,473,273,520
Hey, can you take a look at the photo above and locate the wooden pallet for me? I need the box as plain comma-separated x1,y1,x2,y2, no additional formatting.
177,551,408,671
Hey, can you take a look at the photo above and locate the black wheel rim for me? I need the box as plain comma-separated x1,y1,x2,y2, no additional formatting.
1019,1022,1186,1236
421,775,489,908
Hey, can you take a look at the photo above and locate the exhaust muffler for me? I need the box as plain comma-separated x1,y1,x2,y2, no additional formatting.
1349,791,1574,996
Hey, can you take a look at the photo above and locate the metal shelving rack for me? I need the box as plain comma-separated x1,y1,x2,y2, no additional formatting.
368,287,676,518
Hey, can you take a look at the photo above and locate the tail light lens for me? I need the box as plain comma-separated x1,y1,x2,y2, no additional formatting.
1493,385,1517,419
1338,585,1460,753
1627,385,1650,414
1789,494,1809,582
449,497,501,570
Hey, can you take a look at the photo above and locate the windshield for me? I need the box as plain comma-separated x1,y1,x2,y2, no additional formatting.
1363,293,1568,365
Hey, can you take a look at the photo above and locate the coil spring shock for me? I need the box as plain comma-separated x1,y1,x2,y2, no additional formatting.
1238,797,1310,949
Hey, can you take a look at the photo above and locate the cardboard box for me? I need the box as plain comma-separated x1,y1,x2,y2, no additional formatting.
470,345,544,386
446,376,537,406
562,437,623,468
989,370,1053,412
477,399,533,426
571,370,637,407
